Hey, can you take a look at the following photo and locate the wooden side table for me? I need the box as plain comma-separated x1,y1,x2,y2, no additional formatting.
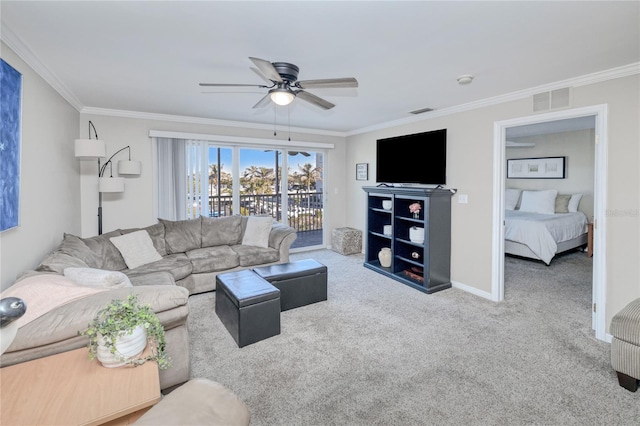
587,222,594,257
0,347,160,426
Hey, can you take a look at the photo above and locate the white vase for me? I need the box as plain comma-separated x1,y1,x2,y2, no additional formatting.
409,227,424,244
96,325,147,368
378,247,392,268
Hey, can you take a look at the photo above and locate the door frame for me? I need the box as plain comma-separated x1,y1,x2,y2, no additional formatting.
491,104,608,341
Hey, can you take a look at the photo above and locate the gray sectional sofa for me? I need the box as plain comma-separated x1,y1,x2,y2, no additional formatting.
30,215,297,295
0,215,296,390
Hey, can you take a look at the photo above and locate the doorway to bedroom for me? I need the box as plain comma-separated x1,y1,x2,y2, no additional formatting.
492,105,608,341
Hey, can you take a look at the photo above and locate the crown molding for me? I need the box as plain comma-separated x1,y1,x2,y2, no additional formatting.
347,62,639,136
1,22,84,111
80,107,346,138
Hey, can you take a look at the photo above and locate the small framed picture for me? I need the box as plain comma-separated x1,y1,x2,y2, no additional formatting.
507,156,566,179
356,163,368,180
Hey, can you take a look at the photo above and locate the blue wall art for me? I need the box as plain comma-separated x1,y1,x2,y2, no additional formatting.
0,58,22,232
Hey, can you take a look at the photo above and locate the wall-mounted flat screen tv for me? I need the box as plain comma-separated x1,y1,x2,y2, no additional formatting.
376,129,447,185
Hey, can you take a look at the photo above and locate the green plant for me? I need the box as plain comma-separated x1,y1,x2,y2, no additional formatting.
79,293,171,370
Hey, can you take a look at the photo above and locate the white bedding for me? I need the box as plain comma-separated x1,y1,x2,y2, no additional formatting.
504,210,588,265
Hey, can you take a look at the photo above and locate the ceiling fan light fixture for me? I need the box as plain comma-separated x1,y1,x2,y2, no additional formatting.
270,88,295,106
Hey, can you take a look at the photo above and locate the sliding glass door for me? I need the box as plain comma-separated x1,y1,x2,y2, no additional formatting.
200,145,324,249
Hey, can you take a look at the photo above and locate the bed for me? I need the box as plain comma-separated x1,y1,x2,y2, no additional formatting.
504,189,588,265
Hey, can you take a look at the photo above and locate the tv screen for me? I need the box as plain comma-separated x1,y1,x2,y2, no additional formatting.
376,129,447,185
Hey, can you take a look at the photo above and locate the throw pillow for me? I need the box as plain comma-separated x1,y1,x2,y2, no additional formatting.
568,193,583,213
81,230,127,271
554,194,571,213
110,230,163,269
58,233,101,268
123,223,167,256
518,189,558,214
241,216,273,248
505,189,521,210
64,267,133,289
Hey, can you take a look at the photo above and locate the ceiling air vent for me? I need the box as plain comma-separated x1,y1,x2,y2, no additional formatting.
533,87,572,112
410,107,434,115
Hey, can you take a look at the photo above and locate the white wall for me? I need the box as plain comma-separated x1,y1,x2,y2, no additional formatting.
0,43,80,290
345,74,640,329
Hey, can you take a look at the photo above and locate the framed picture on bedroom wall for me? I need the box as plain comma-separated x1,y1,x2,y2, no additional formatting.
507,156,566,179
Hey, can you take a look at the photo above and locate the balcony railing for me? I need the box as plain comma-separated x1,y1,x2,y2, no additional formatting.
205,191,324,233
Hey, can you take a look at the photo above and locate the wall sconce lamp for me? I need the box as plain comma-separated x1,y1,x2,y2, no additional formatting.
74,121,141,235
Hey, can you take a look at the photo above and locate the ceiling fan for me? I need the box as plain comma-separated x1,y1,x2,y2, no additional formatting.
199,57,358,110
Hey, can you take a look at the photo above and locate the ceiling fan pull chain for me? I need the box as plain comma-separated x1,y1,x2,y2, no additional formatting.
288,106,291,142
274,107,277,137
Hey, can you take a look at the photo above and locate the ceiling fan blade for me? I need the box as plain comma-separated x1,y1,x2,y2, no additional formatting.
252,93,272,109
250,67,275,85
201,91,266,94
295,78,358,89
296,90,335,110
199,83,268,88
249,57,283,83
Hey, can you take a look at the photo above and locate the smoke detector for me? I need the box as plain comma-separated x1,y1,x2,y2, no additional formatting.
457,75,474,85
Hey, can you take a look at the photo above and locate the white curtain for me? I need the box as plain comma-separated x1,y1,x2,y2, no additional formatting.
155,137,186,220
185,140,209,218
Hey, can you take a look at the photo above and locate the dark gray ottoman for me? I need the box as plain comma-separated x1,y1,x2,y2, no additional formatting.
215,269,281,348
253,259,327,311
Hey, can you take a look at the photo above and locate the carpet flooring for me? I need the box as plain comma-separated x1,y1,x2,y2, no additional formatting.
187,249,638,425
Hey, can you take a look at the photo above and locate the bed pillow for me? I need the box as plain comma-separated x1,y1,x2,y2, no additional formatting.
241,216,273,248
568,193,583,213
110,230,163,269
554,194,571,213
519,189,558,214
505,189,521,211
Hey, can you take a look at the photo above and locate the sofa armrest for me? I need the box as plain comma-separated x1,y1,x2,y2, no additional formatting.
269,222,297,263
0,285,189,365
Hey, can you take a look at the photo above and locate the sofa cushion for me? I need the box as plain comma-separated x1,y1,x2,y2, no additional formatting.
186,246,240,273
160,218,202,254
81,230,127,271
128,271,176,287
110,230,163,269
231,244,280,267
125,253,193,281
201,215,243,247
35,252,90,274
145,222,167,256
58,234,101,268
241,216,273,248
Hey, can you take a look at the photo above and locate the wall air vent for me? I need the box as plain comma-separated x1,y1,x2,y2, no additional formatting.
410,107,434,115
533,87,572,112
